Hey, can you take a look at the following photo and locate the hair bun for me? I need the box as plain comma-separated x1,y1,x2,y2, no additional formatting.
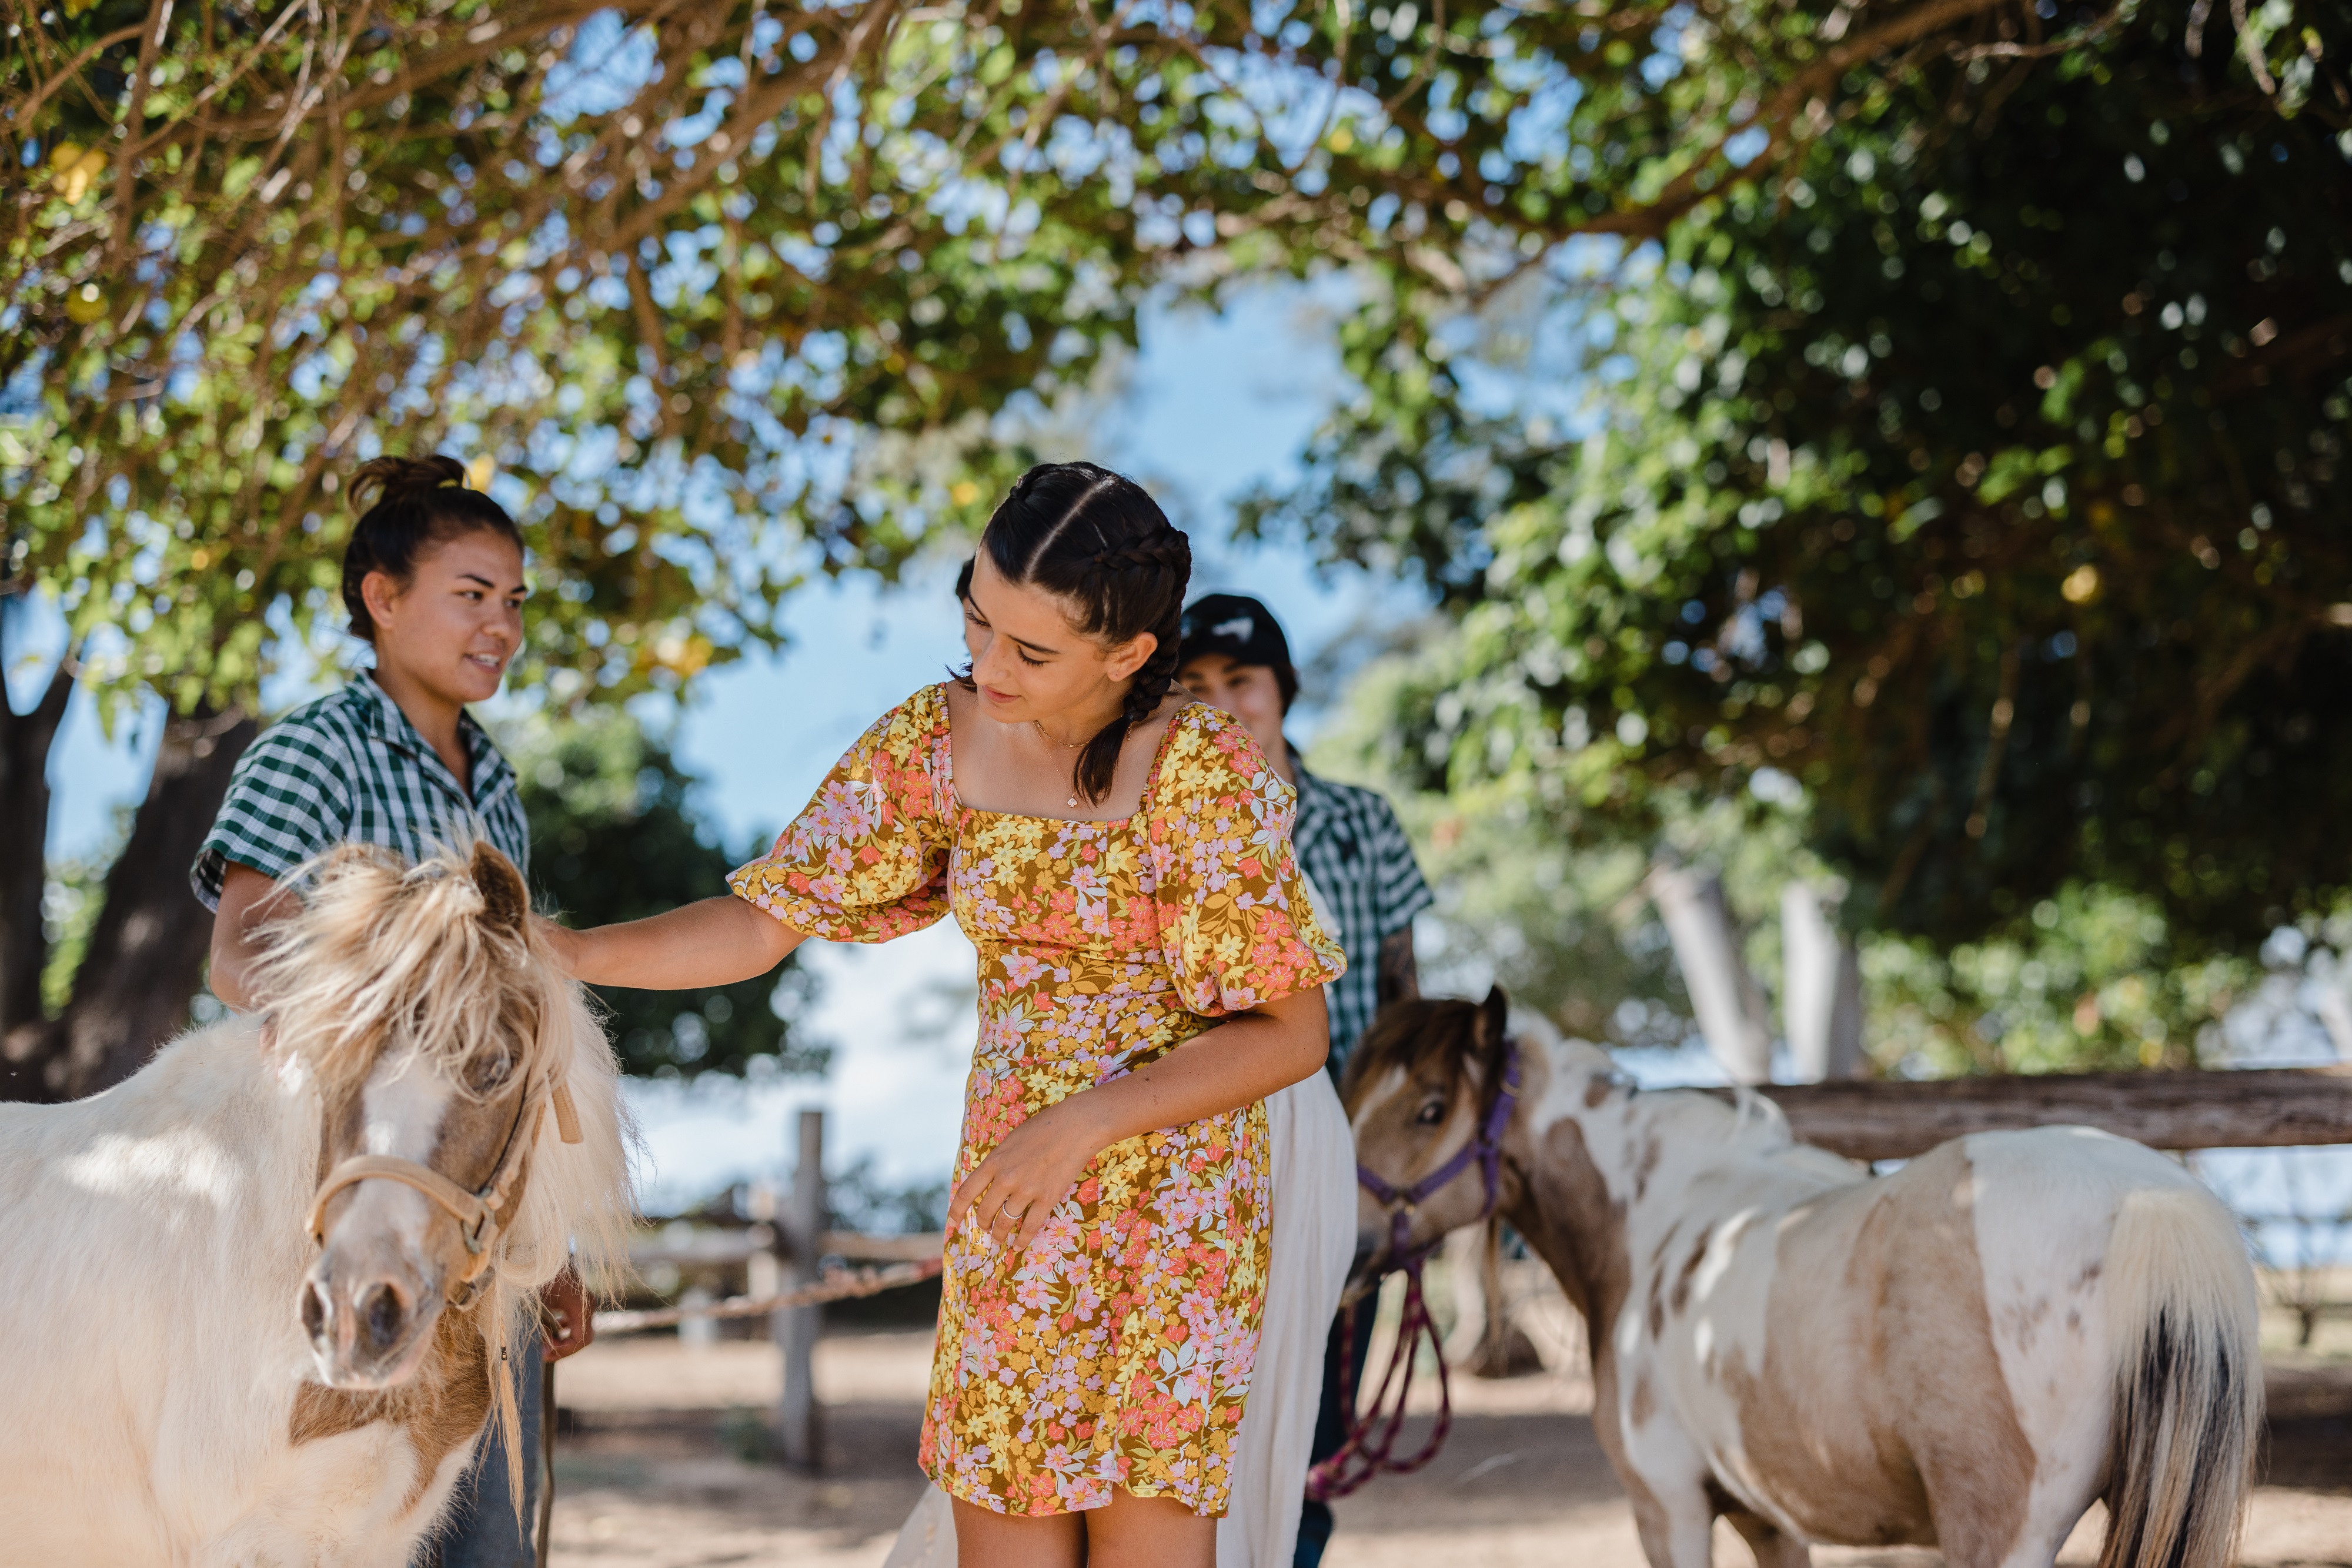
348,454,468,515
338,453,522,645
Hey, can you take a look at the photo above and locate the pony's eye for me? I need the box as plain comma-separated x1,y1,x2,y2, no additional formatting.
469,1054,513,1092
1415,1100,1446,1126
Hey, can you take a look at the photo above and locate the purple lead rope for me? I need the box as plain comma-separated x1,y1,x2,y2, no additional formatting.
1306,1041,1522,1502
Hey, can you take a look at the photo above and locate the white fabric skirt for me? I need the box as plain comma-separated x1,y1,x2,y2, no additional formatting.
883,1068,1358,1567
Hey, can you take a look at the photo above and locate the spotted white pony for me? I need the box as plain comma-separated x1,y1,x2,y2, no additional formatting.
0,843,634,1566
1344,990,2261,1568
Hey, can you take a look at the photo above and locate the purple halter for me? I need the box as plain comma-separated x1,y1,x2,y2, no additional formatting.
1308,1038,1523,1502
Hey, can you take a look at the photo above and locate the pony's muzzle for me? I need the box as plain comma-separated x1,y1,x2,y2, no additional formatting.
302,1256,440,1387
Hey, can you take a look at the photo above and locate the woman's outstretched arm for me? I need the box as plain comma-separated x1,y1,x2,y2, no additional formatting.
950,986,1330,1253
540,897,807,989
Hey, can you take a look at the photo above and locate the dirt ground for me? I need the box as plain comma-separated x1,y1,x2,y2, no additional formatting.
546,1323,2352,1568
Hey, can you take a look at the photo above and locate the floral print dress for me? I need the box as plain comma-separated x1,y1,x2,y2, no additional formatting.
728,684,1344,1518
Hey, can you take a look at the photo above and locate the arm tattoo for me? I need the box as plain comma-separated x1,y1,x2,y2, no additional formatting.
1375,925,1419,1009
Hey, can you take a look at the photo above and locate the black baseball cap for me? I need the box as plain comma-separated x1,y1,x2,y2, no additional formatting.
1178,593,1300,710
1179,593,1292,673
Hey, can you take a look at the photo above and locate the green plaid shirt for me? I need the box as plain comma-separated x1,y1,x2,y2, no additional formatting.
191,673,527,910
1290,754,1432,1074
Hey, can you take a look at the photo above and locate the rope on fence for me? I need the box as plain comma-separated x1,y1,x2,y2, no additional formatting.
591,1256,946,1335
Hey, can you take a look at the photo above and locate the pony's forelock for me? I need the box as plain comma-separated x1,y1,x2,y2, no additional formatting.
251,844,548,1103
1342,995,1512,1116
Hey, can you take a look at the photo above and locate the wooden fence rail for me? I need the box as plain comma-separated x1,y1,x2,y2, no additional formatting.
593,1257,946,1335
613,1111,950,1472
628,1228,946,1270
1724,1065,2352,1162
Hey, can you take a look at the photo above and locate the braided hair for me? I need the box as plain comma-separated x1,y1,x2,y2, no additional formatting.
341,454,523,643
964,462,1192,805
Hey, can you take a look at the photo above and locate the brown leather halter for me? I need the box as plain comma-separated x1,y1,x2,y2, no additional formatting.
307,1075,584,1310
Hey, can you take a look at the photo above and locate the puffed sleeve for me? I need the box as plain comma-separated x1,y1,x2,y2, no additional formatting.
727,686,954,942
1148,706,1347,1015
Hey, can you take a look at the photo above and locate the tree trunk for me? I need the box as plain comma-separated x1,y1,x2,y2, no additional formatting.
0,652,76,1101
2309,949,2352,1060
1780,882,1865,1082
1648,863,1773,1084
29,704,255,1101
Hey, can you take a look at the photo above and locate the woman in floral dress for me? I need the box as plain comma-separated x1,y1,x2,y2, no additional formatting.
550,462,1344,1567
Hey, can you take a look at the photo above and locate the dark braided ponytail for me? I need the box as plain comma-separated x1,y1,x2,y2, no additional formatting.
964,462,1192,805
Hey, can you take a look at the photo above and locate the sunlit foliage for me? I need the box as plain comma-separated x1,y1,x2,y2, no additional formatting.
12,0,2314,713
1252,0,2352,959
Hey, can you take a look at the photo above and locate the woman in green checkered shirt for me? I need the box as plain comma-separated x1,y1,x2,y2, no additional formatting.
191,455,584,1568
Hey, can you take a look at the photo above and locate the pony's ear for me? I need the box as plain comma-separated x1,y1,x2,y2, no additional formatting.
469,842,530,934
1480,984,1510,1046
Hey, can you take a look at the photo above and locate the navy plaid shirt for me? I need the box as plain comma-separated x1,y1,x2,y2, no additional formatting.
1289,754,1432,1074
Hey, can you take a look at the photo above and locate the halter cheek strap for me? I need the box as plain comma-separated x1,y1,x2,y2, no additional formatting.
308,1076,583,1306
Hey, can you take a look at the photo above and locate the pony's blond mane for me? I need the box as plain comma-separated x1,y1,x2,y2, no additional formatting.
251,842,637,1516
253,844,542,1103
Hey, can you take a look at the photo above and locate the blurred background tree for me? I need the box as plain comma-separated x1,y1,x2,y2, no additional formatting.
6,0,2341,1093
505,706,823,1079
1318,655,2271,1076
1256,0,2350,1072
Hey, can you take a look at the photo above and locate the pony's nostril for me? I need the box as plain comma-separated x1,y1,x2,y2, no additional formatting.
356,1281,409,1355
301,1279,330,1344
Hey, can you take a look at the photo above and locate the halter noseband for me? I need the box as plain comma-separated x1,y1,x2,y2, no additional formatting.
306,1075,583,1310
1308,1035,1523,1503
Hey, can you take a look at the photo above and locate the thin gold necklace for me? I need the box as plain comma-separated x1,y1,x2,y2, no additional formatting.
1033,720,1084,808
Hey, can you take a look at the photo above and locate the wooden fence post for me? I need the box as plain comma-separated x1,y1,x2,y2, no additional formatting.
774,1108,825,1469
746,1182,780,1302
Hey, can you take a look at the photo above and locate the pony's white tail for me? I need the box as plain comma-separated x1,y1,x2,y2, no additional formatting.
2097,1186,2262,1568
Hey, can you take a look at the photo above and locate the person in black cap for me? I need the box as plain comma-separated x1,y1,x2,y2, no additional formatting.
1177,592,1434,1568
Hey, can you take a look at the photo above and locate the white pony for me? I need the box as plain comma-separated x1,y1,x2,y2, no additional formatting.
1345,991,2262,1568
0,843,634,1566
